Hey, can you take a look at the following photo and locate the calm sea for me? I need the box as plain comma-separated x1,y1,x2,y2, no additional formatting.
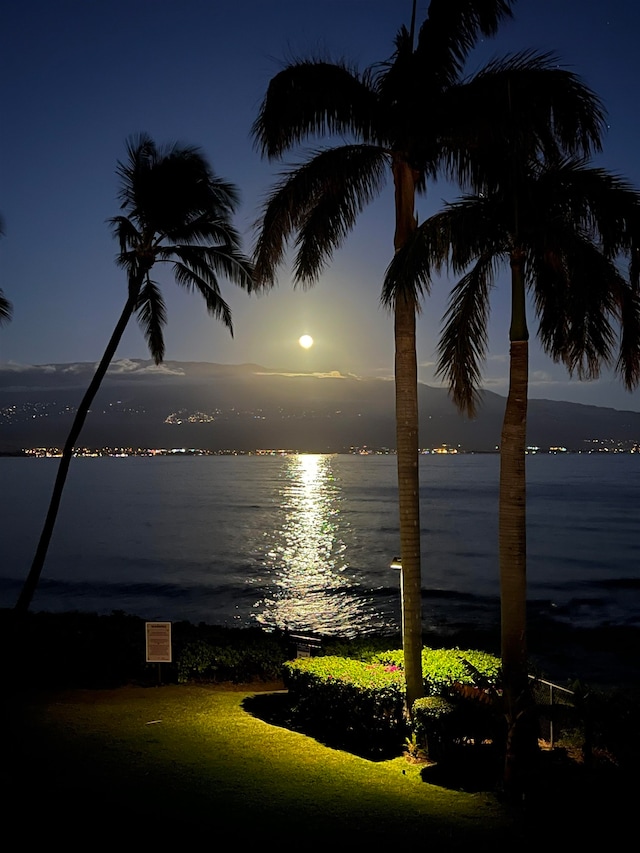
1,453,639,648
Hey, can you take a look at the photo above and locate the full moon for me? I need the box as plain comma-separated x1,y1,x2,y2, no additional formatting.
298,334,314,349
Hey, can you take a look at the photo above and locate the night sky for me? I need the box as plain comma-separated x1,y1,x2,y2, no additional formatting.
2,0,640,411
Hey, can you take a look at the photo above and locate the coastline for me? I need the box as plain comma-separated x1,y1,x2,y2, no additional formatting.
2,606,638,693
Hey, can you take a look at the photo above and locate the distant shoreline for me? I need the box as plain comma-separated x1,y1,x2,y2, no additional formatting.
2,446,638,457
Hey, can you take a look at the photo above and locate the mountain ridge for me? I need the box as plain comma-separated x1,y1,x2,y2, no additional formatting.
1,359,639,452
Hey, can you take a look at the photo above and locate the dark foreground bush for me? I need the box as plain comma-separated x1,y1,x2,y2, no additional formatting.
2,609,291,688
174,624,288,684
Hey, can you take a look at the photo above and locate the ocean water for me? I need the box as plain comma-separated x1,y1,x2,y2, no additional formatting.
1,452,639,649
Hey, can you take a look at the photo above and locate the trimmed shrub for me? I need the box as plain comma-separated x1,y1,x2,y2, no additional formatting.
369,647,501,695
283,656,407,755
283,646,502,757
412,696,456,761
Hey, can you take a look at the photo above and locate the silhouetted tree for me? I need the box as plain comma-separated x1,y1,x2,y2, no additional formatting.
251,0,604,713
16,134,254,612
0,216,13,324
387,152,640,789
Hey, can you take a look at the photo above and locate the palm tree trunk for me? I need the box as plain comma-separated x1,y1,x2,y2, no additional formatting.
394,293,423,711
499,340,528,684
392,155,423,712
499,253,537,793
15,293,138,613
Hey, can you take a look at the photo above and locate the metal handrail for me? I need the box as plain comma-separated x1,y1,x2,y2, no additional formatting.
529,674,575,748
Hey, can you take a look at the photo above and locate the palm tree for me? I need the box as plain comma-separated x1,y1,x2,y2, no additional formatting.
388,153,640,787
250,0,604,712
0,216,13,324
0,294,9,324
15,134,254,613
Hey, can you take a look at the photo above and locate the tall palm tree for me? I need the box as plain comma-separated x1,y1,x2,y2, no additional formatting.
0,216,13,324
15,134,254,613
387,153,640,786
250,0,604,712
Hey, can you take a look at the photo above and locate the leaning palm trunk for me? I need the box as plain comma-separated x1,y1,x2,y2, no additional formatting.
15,288,139,613
14,134,253,614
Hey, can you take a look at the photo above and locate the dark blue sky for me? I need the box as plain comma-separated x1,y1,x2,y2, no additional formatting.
2,0,640,411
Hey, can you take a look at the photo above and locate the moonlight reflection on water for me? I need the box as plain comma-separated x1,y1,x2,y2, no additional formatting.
2,453,637,652
254,454,371,636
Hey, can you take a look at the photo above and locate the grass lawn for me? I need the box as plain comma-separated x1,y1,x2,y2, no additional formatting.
4,682,633,845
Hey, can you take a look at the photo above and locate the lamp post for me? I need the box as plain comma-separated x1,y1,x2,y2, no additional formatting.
390,556,403,644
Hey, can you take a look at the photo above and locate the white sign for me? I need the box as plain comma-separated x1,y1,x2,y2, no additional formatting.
146,622,172,663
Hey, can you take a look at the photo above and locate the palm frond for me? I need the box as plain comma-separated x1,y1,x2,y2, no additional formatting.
428,198,510,275
381,221,442,307
0,217,11,324
293,147,389,284
382,196,509,309
487,51,604,156
253,145,387,287
435,257,496,416
533,236,619,377
414,0,514,90
630,248,640,290
115,132,157,216
135,278,167,364
438,51,605,189
0,291,12,325
520,160,640,387
111,134,252,361
533,160,640,255
440,197,510,272
115,134,240,240
428,148,640,412
613,277,640,391
168,244,254,295
109,216,142,255
172,263,233,330
252,61,380,159
158,213,243,250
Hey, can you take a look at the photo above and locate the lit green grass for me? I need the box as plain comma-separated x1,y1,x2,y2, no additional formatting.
6,684,631,844
8,684,517,844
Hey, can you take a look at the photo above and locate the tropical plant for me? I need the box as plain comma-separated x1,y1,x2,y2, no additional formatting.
15,133,254,612
0,216,13,324
389,152,640,788
250,0,604,713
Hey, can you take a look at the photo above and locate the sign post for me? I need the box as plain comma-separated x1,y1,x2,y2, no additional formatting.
145,621,172,684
